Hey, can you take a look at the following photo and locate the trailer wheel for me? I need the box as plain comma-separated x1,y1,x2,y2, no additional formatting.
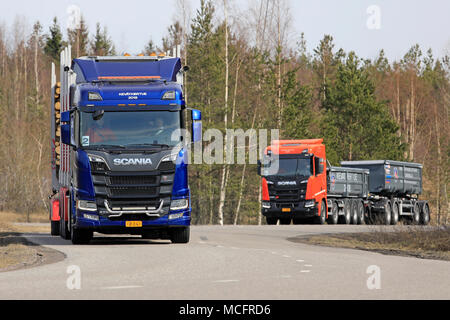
382,201,392,225
327,201,339,225
357,201,365,225
170,227,190,244
391,201,399,225
59,196,70,240
266,217,278,225
350,200,358,225
420,202,430,225
51,221,60,236
339,200,351,225
411,203,420,225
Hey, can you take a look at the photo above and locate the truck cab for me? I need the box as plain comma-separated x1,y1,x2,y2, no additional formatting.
50,47,202,244
258,139,327,225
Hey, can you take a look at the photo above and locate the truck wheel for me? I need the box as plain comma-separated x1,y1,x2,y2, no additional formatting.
71,228,92,245
279,218,291,225
381,201,392,225
351,200,358,225
339,200,351,225
170,227,190,244
51,221,60,236
357,201,365,225
411,203,420,225
391,201,399,225
266,217,278,225
315,201,327,225
327,201,339,225
59,204,70,240
420,202,430,225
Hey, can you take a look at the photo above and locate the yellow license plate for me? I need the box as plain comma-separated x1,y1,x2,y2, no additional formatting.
126,221,142,228
282,208,291,212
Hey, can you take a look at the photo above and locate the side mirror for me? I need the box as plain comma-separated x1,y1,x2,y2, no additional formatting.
191,109,202,143
319,163,324,174
61,110,76,147
257,160,261,176
61,124,71,146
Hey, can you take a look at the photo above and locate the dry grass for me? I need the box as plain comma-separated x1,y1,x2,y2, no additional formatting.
0,211,48,224
0,212,49,271
292,226,450,261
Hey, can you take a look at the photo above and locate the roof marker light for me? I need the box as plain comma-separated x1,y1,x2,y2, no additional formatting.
88,92,102,101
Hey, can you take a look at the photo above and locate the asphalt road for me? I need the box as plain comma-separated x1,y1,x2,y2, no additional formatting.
0,225,449,300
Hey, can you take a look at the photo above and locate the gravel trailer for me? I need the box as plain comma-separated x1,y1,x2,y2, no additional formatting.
326,166,370,224
341,160,430,225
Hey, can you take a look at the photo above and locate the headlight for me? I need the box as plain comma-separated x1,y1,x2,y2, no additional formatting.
161,152,178,163
77,200,97,212
162,91,176,100
170,198,189,211
304,200,315,208
88,155,106,163
262,202,271,209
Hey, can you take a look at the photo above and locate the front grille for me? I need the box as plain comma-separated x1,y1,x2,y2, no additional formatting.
108,186,157,197
109,175,157,186
269,186,306,202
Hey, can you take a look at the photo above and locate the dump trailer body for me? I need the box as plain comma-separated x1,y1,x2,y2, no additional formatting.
340,160,422,196
327,166,369,199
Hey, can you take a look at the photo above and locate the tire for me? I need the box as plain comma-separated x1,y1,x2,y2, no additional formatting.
59,199,71,240
357,201,365,225
411,203,420,225
381,201,392,225
279,218,291,225
350,200,358,225
327,201,339,225
51,221,60,236
420,202,430,225
170,227,190,244
391,201,399,225
71,228,93,245
293,218,305,225
339,200,351,225
315,201,326,225
266,217,278,225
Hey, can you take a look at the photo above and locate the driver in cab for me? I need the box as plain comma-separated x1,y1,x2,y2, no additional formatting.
85,116,116,143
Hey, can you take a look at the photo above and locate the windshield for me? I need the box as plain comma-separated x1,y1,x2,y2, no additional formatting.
79,111,181,149
262,157,313,177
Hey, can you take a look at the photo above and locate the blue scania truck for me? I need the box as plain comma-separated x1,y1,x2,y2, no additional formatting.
49,46,202,244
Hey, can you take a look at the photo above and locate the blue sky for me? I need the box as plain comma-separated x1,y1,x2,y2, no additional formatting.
1,0,449,61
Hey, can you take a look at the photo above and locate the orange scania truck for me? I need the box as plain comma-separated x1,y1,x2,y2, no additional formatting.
257,139,430,225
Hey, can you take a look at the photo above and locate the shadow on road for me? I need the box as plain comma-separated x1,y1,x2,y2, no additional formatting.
22,232,172,246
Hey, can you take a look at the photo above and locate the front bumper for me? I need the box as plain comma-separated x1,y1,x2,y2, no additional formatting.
74,208,191,233
262,201,317,218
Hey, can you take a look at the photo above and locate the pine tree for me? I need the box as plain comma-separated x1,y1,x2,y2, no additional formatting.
67,15,89,57
44,17,64,62
91,23,115,56
322,51,405,164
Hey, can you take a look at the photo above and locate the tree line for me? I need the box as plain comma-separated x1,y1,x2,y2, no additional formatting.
0,0,448,224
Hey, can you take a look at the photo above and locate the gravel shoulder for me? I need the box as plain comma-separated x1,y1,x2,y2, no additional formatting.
0,221,65,272
288,226,450,261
